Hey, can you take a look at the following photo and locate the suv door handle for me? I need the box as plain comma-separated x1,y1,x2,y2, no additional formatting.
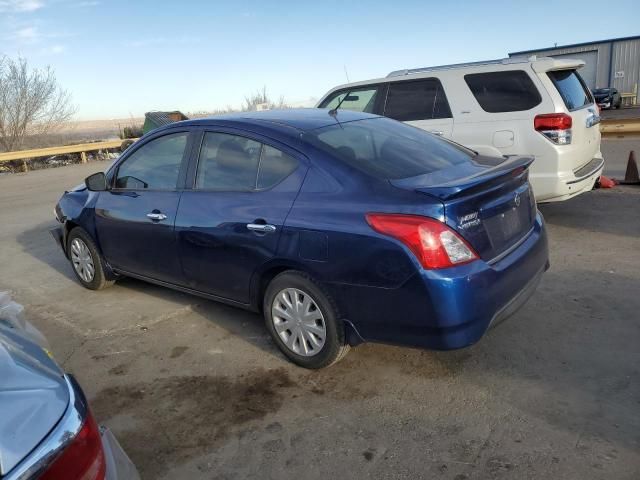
147,212,167,221
247,223,276,233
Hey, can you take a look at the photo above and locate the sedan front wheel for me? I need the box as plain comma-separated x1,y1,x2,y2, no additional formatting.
67,227,114,290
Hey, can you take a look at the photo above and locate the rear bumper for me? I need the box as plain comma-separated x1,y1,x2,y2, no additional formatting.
531,157,604,203
331,213,549,350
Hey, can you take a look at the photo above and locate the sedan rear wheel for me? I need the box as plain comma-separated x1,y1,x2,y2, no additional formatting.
264,271,349,369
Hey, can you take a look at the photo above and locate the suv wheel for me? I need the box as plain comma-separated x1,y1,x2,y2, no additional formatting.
67,227,114,290
264,271,349,369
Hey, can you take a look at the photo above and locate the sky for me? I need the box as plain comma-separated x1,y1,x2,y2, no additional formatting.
1,0,639,120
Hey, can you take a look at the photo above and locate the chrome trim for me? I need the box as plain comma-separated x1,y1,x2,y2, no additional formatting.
4,375,87,480
566,158,604,185
247,223,276,233
146,212,167,221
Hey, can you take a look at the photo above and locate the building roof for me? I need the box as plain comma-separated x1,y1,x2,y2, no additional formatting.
144,111,189,128
509,35,640,56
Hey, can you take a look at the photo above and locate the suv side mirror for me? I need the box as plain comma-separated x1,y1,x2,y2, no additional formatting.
85,172,108,191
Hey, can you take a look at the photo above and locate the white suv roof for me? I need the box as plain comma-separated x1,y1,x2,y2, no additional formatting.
386,56,586,78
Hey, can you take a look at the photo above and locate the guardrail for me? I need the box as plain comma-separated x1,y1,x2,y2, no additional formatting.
0,139,137,171
600,119,640,135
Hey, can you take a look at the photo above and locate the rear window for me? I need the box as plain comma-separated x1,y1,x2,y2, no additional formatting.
548,70,593,111
384,78,452,121
464,70,542,113
303,117,472,180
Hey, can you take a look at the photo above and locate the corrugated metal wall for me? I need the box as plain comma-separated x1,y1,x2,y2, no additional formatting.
612,39,640,93
510,38,640,95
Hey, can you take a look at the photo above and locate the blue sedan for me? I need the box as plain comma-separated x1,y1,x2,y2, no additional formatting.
52,109,549,369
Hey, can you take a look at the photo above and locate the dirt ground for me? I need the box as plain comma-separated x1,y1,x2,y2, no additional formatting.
0,138,639,479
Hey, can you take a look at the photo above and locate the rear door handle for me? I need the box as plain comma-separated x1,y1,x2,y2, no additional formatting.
147,212,167,221
247,223,276,233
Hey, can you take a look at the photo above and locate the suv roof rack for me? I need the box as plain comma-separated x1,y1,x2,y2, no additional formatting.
386,56,536,78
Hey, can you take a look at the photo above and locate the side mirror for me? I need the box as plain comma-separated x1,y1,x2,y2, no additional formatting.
85,172,108,191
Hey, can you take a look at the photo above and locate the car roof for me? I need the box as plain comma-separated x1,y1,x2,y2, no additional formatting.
175,108,379,132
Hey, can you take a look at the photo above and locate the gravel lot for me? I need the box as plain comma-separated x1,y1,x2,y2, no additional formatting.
1,138,639,479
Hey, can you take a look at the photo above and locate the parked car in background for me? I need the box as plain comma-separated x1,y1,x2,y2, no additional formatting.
591,87,622,110
51,109,548,369
317,56,604,203
0,292,139,480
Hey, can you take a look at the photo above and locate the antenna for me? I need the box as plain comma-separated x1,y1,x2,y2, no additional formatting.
343,65,350,83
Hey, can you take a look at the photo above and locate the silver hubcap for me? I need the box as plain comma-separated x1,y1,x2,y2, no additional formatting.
271,288,326,357
70,238,95,283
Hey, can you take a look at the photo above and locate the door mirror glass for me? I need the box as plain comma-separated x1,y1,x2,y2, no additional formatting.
85,172,108,191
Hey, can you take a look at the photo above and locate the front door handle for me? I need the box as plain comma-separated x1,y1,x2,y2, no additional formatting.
147,212,167,221
429,130,444,136
247,223,276,233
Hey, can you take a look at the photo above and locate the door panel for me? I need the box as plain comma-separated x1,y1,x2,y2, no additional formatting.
176,132,306,303
95,130,192,284
95,191,182,282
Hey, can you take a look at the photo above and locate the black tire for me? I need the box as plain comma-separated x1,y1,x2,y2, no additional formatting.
616,100,622,109
67,227,115,290
264,271,350,369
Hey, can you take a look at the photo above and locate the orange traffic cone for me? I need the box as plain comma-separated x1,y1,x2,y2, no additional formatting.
620,151,639,185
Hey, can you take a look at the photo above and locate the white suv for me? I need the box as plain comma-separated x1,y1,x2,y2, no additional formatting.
317,57,604,202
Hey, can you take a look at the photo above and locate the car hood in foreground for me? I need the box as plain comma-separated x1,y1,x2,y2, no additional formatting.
0,296,68,476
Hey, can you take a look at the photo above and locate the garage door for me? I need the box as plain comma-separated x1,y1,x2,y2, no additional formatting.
549,50,598,89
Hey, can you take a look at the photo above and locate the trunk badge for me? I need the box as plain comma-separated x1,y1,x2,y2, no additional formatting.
459,212,481,229
514,193,521,207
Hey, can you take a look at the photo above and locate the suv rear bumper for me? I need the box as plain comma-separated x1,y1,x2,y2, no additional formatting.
532,157,604,203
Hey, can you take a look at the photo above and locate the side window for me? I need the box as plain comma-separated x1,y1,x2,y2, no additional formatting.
257,145,298,189
464,70,542,113
320,87,379,113
196,133,261,190
384,78,452,121
115,132,188,190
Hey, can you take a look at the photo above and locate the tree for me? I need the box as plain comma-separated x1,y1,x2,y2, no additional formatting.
0,56,76,152
242,86,289,112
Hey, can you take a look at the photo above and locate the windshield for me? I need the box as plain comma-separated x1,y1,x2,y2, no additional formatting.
592,88,611,94
303,117,473,180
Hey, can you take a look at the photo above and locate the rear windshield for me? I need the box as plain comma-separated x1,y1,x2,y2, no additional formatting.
303,117,472,180
548,70,593,111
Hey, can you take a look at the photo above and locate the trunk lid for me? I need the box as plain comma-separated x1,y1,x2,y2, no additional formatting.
390,155,537,261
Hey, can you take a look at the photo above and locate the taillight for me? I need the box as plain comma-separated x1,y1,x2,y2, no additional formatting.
40,410,106,480
366,213,478,269
534,113,572,145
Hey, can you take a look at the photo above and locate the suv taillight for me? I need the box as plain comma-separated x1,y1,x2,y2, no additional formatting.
39,410,106,480
366,213,478,269
534,113,572,145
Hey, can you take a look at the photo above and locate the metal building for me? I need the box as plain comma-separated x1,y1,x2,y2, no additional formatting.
509,35,640,97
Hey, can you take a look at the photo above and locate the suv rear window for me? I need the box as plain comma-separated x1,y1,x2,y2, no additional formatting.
384,78,452,121
303,117,471,180
464,70,542,112
548,69,593,111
